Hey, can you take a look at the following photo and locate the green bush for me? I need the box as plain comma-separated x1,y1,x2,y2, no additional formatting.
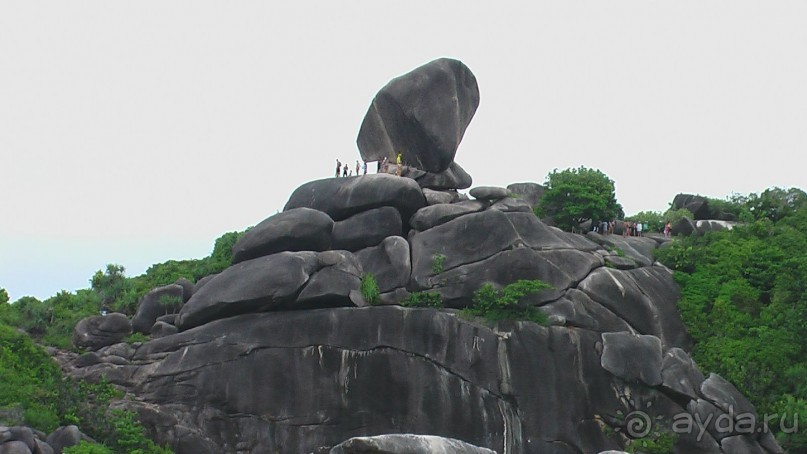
360,273,380,306
63,441,114,454
462,280,551,324
432,254,446,274
402,292,443,308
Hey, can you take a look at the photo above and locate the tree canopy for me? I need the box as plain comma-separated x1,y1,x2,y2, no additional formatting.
536,166,624,231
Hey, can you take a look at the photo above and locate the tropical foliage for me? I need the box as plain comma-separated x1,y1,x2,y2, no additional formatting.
536,166,624,231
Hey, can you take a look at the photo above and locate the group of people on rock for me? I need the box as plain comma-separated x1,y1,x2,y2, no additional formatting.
335,152,404,178
335,159,368,177
592,220,674,238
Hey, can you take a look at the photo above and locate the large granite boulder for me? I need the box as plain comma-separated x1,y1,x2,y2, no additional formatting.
131,284,185,334
409,200,487,231
332,207,402,251
72,313,132,351
672,194,711,220
231,208,334,264
355,237,411,293
284,174,425,222
176,250,365,331
356,58,480,173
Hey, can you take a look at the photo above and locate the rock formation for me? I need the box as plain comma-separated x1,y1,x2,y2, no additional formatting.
65,59,780,453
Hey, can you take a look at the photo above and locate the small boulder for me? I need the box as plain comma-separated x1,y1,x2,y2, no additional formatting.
411,162,473,190
469,186,509,201
131,284,184,334
46,425,83,454
231,208,334,264
329,434,496,454
421,188,458,205
355,237,411,293
151,321,179,338
409,200,487,231
72,313,132,351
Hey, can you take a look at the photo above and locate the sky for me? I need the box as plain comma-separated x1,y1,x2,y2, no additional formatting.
1,1,805,302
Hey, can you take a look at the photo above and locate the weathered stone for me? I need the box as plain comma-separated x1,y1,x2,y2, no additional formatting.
469,186,509,201
720,435,765,453
132,284,184,334
672,216,696,236
701,373,757,417
329,434,496,454
506,182,545,207
661,347,705,401
284,174,426,222
687,399,731,442
332,207,402,251
603,255,637,270
175,252,319,331
421,188,457,205
151,321,178,338
357,58,479,173
541,289,634,334
296,266,361,309
193,274,217,293
412,162,473,190
409,201,487,231
355,237,411,293
231,208,334,264
46,426,82,454
601,333,663,386
489,197,532,213
585,232,657,267
577,267,692,349
0,440,31,454
72,313,132,351
506,212,599,251
695,220,737,235
672,194,711,220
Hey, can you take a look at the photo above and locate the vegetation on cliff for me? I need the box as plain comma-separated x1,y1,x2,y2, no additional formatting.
655,187,807,451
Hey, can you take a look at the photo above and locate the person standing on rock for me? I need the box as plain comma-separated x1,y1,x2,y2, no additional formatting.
355,160,360,176
636,221,643,237
396,152,402,176
343,165,348,177
336,159,341,178
362,160,367,175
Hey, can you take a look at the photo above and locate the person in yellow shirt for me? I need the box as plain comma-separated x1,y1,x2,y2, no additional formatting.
396,152,402,176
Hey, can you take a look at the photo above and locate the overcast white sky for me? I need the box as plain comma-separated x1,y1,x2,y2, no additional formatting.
1,1,805,302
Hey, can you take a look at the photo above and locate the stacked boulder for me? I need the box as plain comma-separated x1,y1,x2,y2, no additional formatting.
0,424,92,454
64,58,781,454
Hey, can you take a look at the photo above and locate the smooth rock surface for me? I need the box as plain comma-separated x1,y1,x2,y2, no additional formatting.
132,284,184,334
329,434,496,454
72,313,132,351
231,208,334,264
356,58,479,173
332,207,402,251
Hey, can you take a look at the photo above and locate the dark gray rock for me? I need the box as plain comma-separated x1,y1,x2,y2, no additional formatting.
175,252,319,331
600,332,663,386
490,197,532,213
72,352,101,368
151,321,178,338
284,174,426,222
231,208,334,264
469,186,509,201
421,189,458,205
173,278,194,304
329,434,496,454
687,399,731,442
409,201,487,231
410,209,520,279
672,194,711,220
541,289,634,333
720,435,765,453
577,267,692,349
506,182,545,207
7,427,34,453
603,255,637,270
411,162,473,190
131,284,184,334
672,216,697,236
0,440,31,454
701,373,757,417
506,212,599,251
193,274,217,293
355,237,411,293
296,252,362,309
332,207,402,251
418,248,601,307
72,313,132,351
46,426,82,454
585,232,657,267
356,58,479,173
156,314,176,325
661,347,705,401
35,439,53,454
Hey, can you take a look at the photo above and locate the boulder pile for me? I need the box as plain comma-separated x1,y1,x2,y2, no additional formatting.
65,58,780,454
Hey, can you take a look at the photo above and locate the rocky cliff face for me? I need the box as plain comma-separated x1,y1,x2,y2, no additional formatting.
64,58,782,454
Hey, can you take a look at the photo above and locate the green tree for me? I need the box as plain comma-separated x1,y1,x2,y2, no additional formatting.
0,288,8,305
536,166,624,231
